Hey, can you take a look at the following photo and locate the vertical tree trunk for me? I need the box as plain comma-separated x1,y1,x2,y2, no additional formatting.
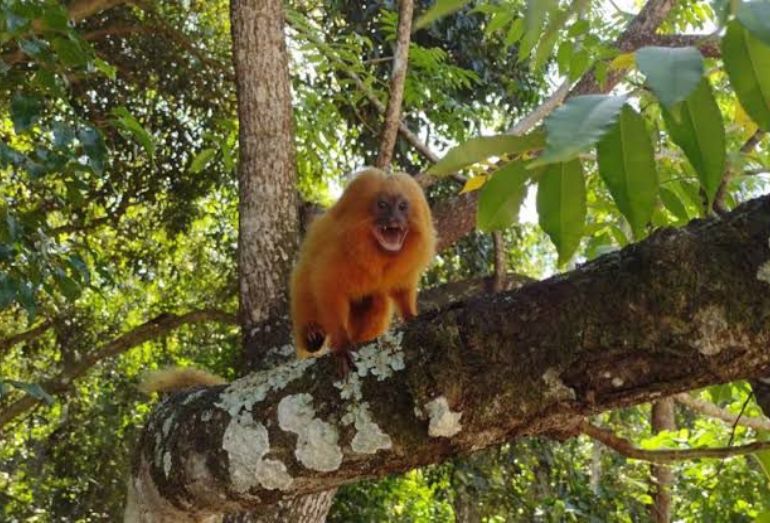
650,399,676,522
229,0,336,520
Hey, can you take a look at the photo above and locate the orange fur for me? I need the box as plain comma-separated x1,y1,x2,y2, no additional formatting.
291,167,436,359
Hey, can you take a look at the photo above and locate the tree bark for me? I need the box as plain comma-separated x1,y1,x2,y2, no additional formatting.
125,194,770,518
227,1,335,521
650,399,676,522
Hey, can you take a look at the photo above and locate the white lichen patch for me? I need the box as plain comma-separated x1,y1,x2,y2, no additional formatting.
758,260,770,284
351,330,406,381
163,451,172,477
542,368,576,401
342,402,392,454
215,353,315,417
222,411,293,492
611,377,624,388
692,305,730,356
278,394,343,472
425,396,462,438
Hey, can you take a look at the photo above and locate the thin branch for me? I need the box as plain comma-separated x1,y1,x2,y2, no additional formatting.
0,309,238,431
580,420,770,464
492,232,507,292
375,0,416,169
0,320,53,356
674,393,770,432
507,79,571,136
714,130,766,214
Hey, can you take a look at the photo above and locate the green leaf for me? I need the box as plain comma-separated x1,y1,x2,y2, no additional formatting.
530,95,627,167
597,106,658,239
477,161,530,232
660,187,689,223
537,159,586,265
111,107,155,159
635,46,704,108
520,0,556,60
78,127,107,174
0,273,15,309
737,1,770,47
414,0,470,31
6,380,54,404
51,37,88,67
427,132,545,176
190,148,216,174
10,93,42,133
662,79,726,203
54,271,80,301
723,20,770,131
94,57,117,80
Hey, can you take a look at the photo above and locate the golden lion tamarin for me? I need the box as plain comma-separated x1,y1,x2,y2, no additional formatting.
290,167,436,371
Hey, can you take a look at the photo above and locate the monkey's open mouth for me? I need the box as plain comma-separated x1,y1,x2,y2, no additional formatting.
373,224,408,252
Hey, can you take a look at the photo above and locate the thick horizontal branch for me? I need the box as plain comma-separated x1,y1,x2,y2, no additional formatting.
674,393,770,431
581,421,770,463
0,309,238,431
128,194,770,518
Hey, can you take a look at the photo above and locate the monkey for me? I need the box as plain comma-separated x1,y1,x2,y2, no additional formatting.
290,167,436,373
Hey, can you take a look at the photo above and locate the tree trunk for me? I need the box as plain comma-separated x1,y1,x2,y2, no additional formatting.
650,399,676,522
227,1,335,521
125,195,770,518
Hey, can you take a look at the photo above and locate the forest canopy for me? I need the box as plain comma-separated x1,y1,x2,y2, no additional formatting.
1,0,770,521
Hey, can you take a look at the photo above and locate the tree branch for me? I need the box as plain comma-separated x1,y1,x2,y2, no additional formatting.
674,393,770,431
0,320,53,356
581,420,770,464
714,130,766,214
126,195,770,517
375,0,415,169
0,309,238,431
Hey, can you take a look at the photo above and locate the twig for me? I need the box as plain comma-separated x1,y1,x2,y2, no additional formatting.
507,79,571,136
492,232,507,292
581,419,770,464
376,0,415,169
675,393,770,432
714,130,766,214
0,308,238,431
0,320,53,356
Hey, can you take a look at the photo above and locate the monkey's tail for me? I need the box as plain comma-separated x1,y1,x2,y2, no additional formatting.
138,367,227,394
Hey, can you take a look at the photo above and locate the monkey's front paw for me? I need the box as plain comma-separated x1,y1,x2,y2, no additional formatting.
304,322,326,353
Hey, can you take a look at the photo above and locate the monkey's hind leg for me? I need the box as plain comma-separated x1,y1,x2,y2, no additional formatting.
350,293,393,343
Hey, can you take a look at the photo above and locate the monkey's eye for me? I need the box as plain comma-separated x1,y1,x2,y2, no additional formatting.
398,201,408,212
377,200,388,210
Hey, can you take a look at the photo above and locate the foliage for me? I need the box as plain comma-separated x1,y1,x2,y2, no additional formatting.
1,0,769,520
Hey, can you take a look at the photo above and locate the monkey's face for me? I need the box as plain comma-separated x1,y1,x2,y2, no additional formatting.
371,192,411,252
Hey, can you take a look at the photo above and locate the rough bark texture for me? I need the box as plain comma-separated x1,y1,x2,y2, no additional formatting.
650,399,675,523
227,2,336,522
232,0,298,337
127,195,770,518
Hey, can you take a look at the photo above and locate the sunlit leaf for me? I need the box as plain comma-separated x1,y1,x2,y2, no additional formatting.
537,159,585,265
660,187,689,224
111,107,155,159
460,174,487,194
597,106,658,239
636,46,704,108
530,95,626,167
662,79,726,204
609,52,635,71
190,148,217,174
723,20,770,131
520,0,556,60
414,0,470,31
427,132,545,176
477,161,529,232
